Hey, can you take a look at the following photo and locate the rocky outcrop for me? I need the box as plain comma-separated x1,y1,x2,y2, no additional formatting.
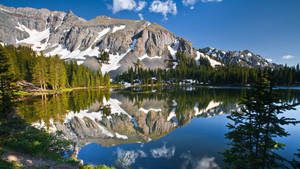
200,47,277,68
0,4,276,76
0,4,196,76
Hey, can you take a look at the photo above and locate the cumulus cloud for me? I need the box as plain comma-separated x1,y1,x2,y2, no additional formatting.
149,0,177,20
112,0,136,13
182,0,223,10
201,0,223,2
136,1,147,11
182,0,197,9
112,0,146,13
282,55,294,60
150,143,175,158
266,58,273,62
138,13,144,20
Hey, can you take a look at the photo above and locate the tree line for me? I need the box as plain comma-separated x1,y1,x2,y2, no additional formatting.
116,51,300,86
0,44,111,90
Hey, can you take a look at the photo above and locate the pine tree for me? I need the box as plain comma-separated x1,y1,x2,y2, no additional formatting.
98,70,104,86
95,70,101,87
223,73,300,168
136,59,142,69
0,46,18,119
58,61,68,88
32,55,48,90
98,50,110,64
48,56,58,89
104,72,110,87
71,71,78,87
157,75,162,86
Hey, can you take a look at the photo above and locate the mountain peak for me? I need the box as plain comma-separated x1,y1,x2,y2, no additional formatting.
0,4,277,77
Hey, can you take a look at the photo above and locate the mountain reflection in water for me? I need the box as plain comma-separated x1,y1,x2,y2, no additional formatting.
16,87,300,168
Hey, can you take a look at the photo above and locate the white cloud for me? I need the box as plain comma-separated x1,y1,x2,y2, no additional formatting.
266,58,273,62
113,0,136,13
149,0,177,20
282,55,294,60
136,1,147,11
150,144,175,158
112,0,146,13
201,0,223,2
183,0,197,9
138,13,144,20
183,0,222,10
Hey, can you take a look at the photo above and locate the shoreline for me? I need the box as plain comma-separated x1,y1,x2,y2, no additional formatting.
17,83,300,97
17,84,124,96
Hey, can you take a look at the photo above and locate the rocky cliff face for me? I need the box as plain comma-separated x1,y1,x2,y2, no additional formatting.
200,47,277,68
0,4,275,76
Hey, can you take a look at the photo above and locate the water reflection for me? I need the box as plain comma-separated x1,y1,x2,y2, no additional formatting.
180,151,220,169
150,143,175,159
223,85,300,169
16,87,300,168
17,88,242,147
116,148,146,168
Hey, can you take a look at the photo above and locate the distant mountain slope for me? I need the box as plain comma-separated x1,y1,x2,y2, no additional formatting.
199,47,276,69
0,4,276,76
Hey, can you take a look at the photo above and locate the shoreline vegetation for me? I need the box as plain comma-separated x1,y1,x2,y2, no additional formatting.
0,45,116,168
1,41,300,168
16,82,300,97
1,44,300,99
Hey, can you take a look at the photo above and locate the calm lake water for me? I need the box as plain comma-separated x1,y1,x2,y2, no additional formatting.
17,87,300,169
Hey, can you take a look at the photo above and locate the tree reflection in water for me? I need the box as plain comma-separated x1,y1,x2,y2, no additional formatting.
223,76,300,169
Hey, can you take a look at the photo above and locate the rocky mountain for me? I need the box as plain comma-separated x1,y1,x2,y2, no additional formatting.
0,4,275,77
200,47,276,69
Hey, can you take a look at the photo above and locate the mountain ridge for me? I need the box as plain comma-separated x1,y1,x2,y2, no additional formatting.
0,4,277,77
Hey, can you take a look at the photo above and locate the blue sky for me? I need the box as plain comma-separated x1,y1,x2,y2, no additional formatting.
1,0,300,66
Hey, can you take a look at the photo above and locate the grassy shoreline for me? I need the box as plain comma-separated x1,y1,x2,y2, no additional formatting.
16,84,124,96
16,83,300,97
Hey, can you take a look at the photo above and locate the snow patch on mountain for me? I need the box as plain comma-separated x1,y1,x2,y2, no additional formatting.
168,41,179,68
196,51,222,68
139,54,162,60
0,7,12,13
112,25,126,33
101,49,131,74
168,41,179,59
16,23,50,51
115,133,128,139
47,28,111,60
96,28,111,41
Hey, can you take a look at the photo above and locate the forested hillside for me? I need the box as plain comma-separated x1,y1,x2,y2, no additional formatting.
116,51,300,86
1,43,300,91
0,44,110,90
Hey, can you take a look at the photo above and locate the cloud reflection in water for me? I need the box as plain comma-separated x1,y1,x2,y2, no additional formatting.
180,151,220,169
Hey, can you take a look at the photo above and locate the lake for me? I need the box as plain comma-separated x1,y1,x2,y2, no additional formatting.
16,87,300,169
